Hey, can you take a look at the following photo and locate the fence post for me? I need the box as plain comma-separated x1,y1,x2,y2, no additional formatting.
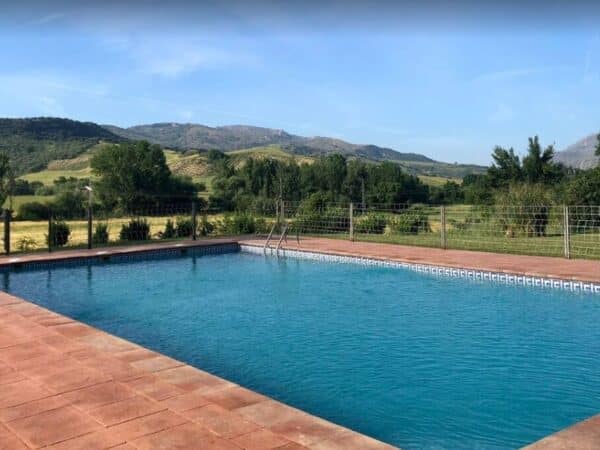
440,205,447,250
191,201,197,241
3,209,11,255
349,202,354,241
563,205,571,259
87,204,93,250
48,212,52,253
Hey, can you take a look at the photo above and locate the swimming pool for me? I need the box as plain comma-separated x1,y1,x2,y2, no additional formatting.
3,247,599,449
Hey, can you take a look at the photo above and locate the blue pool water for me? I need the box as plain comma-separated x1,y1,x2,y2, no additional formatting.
3,250,600,449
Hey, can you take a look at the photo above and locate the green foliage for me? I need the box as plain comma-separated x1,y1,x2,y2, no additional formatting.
0,153,11,209
596,133,600,158
175,216,194,238
0,118,123,174
388,208,430,235
428,181,464,205
198,215,215,236
354,213,387,234
91,141,195,211
16,236,38,252
119,218,150,241
494,183,554,237
219,213,266,235
17,201,51,220
161,219,177,239
93,223,109,244
47,221,70,247
565,167,600,205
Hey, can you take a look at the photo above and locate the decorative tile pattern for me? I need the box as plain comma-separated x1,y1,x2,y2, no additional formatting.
241,245,600,294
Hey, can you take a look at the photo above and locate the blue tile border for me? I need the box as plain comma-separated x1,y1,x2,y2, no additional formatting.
241,245,600,294
0,243,240,272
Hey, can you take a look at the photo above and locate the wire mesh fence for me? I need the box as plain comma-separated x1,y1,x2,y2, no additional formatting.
1,200,599,260
281,202,600,260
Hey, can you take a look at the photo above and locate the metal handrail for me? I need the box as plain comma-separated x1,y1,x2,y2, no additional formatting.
263,221,277,253
276,223,289,256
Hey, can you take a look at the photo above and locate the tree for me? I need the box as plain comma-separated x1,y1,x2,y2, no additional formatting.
0,153,12,209
487,146,522,187
91,141,192,210
595,133,600,158
522,136,563,184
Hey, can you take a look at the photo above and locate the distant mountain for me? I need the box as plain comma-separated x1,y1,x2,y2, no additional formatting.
104,122,436,164
0,117,123,173
554,133,599,169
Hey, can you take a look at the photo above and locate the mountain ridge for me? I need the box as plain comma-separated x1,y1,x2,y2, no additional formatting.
554,133,599,169
104,122,437,164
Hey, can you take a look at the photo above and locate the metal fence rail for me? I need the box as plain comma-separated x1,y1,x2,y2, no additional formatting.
1,201,599,260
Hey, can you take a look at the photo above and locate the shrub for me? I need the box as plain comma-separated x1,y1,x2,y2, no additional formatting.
294,207,350,234
219,213,265,235
16,236,38,252
354,213,387,234
198,215,215,236
47,221,70,247
119,218,150,241
161,219,176,239
388,209,430,234
93,223,109,244
495,183,554,237
175,217,193,238
17,202,50,220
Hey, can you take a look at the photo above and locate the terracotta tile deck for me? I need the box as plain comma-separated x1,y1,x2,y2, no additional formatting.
239,237,600,283
1,238,599,449
0,240,395,450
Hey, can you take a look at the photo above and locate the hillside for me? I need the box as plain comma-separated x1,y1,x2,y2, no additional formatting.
105,122,484,177
0,117,124,174
554,133,599,169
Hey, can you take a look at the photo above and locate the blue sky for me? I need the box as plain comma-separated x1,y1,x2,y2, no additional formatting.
1,1,599,164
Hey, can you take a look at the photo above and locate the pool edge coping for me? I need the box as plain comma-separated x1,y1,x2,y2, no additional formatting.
239,242,600,294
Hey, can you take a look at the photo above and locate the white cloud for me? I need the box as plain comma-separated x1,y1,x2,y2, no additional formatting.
28,12,66,26
105,36,253,78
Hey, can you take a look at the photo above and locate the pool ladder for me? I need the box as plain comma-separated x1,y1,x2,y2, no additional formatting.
264,222,288,256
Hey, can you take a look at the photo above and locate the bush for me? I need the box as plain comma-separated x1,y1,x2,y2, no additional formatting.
47,221,70,247
219,213,265,235
93,223,109,244
388,209,430,234
17,202,50,220
198,215,215,236
495,183,554,237
293,208,350,234
161,219,176,239
16,236,38,252
354,213,387,234
175,217,194,238
119,218,150,241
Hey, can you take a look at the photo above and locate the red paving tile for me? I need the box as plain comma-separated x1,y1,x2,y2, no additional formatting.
87,395,165,426
182,404,260,439
132,422,241,450
231,428,291,449
59,381,137,411
7,405,102,448
108,410,188,441
45,429,125,450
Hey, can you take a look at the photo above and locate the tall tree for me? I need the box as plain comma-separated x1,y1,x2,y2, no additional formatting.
0,153,12,209
595,133,600,158
91,141,186,210
521,136,562,184
487,146,522,186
